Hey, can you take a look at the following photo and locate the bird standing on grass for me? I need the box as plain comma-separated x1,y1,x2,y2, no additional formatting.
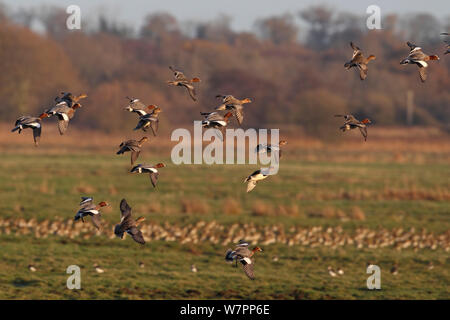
225,240,263,280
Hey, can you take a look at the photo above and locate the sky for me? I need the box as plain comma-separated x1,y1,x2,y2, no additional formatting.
4,0,450,32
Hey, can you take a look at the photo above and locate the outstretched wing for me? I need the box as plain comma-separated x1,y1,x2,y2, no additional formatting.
418,66,427,83
242,260,255,280
184,84,197,101
32,126,41,146
91,213,102,230
246,181,257,193
129,226,145,244
233,105,244,125
120,199,132,221
359,127,368,141
149,172,159,188
131,151,140,166
57,119,69,135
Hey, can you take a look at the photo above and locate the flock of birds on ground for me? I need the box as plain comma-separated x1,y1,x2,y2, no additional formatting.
8,37,450,280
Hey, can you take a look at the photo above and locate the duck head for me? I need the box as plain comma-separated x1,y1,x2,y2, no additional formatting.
153,107,162,114
191,77,201,83
154,163,165,169
72,103,82,110
252,247,263,253
140,136,149,143
361,118,372,124
147,105,156,111
98,201,109,207
279,140,288,146
242,98,252,104
39,113,49,119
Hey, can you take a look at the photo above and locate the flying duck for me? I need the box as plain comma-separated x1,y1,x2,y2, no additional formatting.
116,137,149,166
130,163,165,188
55,92,87,108
334,114,372,141
255,140,287,159
244,169,269,193
225,240,263,280
167,66,201,101
124,97,154,117
74,197,108,229
114,199,146,245
11,114,47,146
344,42,376,80
200,111,233,140
133,106,162,136
40,102,82,135
215,95,252,126
400,42,439,82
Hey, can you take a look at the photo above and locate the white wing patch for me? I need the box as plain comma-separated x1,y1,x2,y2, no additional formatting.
417,60,428,68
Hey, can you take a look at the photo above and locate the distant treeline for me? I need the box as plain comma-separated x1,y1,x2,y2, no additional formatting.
0,4,449,136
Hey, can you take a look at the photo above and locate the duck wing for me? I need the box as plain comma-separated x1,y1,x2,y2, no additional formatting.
242,259,255,280
131,151,140,166
358,64,368,80
129,226,145,244
32,125,41,146
359,127,368,141
184,83,197,101
57,118,69,135
149,172,159,188
246,180,257,193
91,213,102,230
119,199,133,223
418,66,427,82
233,105,244,125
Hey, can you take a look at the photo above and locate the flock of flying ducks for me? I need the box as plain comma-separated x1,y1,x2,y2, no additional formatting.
9,36,450,280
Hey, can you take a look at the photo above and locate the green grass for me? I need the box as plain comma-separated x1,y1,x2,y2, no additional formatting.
0,152,449,299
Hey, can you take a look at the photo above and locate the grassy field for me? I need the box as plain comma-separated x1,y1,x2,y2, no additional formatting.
0,125,449,299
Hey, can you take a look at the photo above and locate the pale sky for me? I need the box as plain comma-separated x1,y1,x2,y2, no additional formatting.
4,0,450,32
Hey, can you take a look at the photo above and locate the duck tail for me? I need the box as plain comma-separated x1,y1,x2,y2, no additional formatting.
225,249,235,262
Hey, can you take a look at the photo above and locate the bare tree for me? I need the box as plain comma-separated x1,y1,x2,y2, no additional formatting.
255,14,298,45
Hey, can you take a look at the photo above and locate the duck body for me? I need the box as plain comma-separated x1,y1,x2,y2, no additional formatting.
133,107,161,136
124,97,152,116
11,115,45,146
244,169,269,193
130,163,165,188
400,42,439,82
114,199,145,244
215,95,252,125
41,102,82,135
167,66,200,101
335,114,371,141
116,137,148,166
74,197,108,229
225,240,262,280
344,42,376,80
